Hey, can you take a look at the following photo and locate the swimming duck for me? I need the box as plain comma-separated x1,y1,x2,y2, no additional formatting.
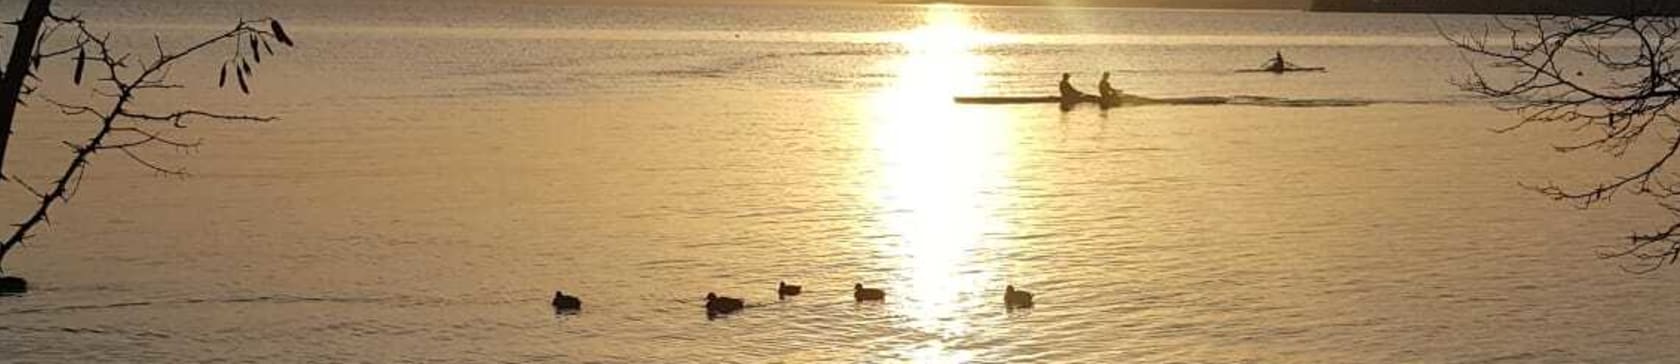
1004,285,1034,309
706,292,745,317
853,283,885,302
778,281,803,298
552,290,582,311
0,276,26,294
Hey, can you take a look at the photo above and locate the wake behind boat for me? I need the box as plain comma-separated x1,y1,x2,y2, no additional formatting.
956,67,1370,109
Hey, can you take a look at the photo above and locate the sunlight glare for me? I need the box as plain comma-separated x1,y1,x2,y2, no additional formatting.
866,4,1015,358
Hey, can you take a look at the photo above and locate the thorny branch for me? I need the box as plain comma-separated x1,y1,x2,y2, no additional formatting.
0,9,294,272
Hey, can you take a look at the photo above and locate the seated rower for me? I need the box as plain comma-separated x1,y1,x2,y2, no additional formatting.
1058,73,1086,104
1097,72,1120,106
1264,50,1296,72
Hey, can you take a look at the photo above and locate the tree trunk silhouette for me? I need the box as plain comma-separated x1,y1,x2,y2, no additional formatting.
0,0,53,179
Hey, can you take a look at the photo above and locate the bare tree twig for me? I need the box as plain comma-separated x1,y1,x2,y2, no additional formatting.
0,8,295,273
1447,14,1680,271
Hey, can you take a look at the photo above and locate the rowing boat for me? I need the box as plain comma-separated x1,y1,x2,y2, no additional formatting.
953,94,1228,107
1236,66,1326,73
953,94,1124,107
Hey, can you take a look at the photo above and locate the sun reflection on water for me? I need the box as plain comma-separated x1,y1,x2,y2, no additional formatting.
868,4,1015,361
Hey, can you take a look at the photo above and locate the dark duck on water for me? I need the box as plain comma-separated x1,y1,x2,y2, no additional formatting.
853,283,885,302
777,281,802,299
552,290,582,311
1004,285,1034,309
706,292,745,318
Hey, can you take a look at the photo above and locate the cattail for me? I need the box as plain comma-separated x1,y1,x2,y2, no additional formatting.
270,20,294,47
72,47,85,85
31,34,46,69
236,66,249,94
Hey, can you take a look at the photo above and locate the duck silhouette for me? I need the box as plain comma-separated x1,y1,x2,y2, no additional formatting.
0,276,26,294
552,290,582,311
777,281,802,299
853,283,885,302
1004,285,1034,309
706,292,745,318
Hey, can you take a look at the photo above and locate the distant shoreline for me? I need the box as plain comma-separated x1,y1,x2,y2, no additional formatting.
1308,0,1679,16
876,0,1307,11
877,0,1679,16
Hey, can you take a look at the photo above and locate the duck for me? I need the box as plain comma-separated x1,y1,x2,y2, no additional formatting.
0,276,26,294
705,292,745,317
552,290,582,311
1004,285,1034,309
777,281,802,299
853,283,885,302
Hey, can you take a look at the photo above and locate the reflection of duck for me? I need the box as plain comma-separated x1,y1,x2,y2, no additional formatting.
853,283,886,302
1004,285,1034,309
777,281,802,299
552,290,582,311
706,293,745,317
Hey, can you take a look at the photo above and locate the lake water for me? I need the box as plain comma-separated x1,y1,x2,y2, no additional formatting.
2,1,1678,362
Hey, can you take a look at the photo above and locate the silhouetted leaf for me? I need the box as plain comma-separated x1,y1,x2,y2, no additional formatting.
242,60,252,76
261,38,274,56
236,66,249,94
270,20,294,47
250,36,261,63
218,62,227,88
72,47,84,85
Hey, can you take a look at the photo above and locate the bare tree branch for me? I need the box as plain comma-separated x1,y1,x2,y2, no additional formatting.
1447,14,1680,271
0,8,295,273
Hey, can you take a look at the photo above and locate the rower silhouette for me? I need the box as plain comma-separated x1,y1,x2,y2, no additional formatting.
1097,72,1120,108
1263,50,1295,72
1059,73,1085,102
1058,73,1086,112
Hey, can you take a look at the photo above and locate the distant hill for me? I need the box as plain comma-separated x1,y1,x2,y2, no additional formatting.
1309,0,1679,15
